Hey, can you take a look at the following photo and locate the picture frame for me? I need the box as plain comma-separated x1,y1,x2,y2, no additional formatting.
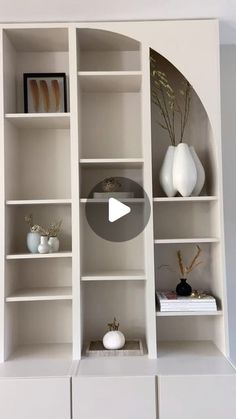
23,72,67,113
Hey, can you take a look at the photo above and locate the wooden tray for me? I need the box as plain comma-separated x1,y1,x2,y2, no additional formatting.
85,339,144,357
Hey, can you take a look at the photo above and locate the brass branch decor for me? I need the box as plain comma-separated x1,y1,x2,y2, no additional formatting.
150,51,191,146
177,245,202,279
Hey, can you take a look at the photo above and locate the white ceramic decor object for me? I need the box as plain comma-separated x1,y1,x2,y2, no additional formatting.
159,146,177,197
48,236,60,252
38,236,50,254
189,146,205,196
26,232,41,253
173,143,197,197
103,330,125,350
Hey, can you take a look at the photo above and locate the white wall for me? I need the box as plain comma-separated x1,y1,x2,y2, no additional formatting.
220,45,236,365
0,0,235,44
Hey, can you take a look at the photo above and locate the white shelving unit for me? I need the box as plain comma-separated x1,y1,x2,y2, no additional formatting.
0,17,233,380
0,19,235,419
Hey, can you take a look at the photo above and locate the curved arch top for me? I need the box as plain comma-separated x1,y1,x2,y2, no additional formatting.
76,20,221,141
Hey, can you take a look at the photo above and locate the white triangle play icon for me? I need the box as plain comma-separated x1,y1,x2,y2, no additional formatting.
108,198,131,223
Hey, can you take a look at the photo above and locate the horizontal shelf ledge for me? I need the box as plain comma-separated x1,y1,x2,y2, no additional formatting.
156,310,222,317
80,198,144,203
6,287,72,302
153,196,217,202
6,199,72,205
78,71,142,92
6,252,72,260
79,158,144,168
81,270,146,281
154,238,220,244
5,113,70,129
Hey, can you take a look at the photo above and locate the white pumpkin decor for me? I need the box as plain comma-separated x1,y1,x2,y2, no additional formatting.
103,318,125,350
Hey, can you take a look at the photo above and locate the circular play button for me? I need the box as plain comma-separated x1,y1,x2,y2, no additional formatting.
85,177,151,242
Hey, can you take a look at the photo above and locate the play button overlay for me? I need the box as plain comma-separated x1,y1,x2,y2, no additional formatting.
109,198,131,223
85,177,151,242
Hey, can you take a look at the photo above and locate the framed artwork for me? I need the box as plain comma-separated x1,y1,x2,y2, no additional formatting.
23,73,67,113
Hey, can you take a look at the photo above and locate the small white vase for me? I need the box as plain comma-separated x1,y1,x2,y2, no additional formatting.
38,236,50,254
159,146,177,197
27,232,40,253
189,146,205,196
103,330,125,350
173,143,197,197
48,236,60,253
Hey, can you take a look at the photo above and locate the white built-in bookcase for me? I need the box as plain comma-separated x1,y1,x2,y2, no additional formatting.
0,21,229,364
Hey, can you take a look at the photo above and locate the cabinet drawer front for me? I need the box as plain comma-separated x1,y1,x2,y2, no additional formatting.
159,375,236,419
0,377,71,419
73,376,156,419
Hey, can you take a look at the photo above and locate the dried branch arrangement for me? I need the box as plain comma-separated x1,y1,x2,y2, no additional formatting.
177,245,202,278
107,317,120,331
150,51,191,146
25,214,62,237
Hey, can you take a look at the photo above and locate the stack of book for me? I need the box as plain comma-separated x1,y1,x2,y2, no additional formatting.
156,291,217,312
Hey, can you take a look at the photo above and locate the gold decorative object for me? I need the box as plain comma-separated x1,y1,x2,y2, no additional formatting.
102,178,121,193
177,245,202,278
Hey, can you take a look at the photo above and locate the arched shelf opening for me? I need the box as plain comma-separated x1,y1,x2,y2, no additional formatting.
150,48,217,198
77,28,141,71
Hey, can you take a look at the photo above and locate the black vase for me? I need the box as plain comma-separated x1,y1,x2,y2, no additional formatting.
176,278,192,296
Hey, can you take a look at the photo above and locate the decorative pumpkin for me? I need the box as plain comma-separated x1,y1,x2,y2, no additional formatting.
102,317,125,350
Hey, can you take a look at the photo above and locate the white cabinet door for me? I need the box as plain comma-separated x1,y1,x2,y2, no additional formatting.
73,376,157,419
0,377,71,419
159,375,236,419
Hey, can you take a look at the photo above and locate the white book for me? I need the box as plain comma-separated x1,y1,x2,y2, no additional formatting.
156,291,217,312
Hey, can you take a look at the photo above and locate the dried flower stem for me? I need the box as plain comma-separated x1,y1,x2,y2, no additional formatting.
177,245,202,278
150,52,191,145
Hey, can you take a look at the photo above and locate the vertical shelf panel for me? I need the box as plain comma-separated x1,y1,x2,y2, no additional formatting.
141,45,157,359
0,28,4,362
69,26,81,359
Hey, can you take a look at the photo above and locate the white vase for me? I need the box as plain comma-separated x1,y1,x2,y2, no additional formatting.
103,330,125,350
48,236,60,253
38,236,50,254
189,146,205,196
159,146,177,197
27,232,40,253
173,143,197,197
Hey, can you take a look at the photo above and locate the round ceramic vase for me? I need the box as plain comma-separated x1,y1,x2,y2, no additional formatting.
173,143,197,197
27,232,41,253
159,146,177,197
48,236,60,253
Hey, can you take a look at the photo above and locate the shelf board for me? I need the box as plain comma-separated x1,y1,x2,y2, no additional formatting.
6,251,72,260
80,198,144,204
0,344,73,378
153,196,217,202
6,287,72,302
81,270,146,281
79,158,144,168
78,71,142,92
5,113,70,129
154,238,219,244
78,341,235,377
156,310,222,317
6,199,72,205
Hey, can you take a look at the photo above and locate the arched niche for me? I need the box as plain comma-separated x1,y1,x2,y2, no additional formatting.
150,48,216,197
